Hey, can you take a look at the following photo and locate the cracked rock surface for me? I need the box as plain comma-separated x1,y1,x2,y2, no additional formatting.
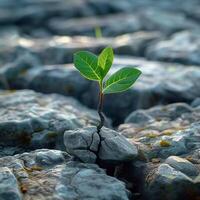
117,102,200,199
0,90,103,157
0,149,130,200
120,102,200,159
64,126,138,164
0,0,200,199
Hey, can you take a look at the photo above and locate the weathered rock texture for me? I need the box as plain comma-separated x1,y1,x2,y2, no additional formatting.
0,0,200,199
118,102,200,199
64,126,138,164
0,90,105,156
2,55,200,124
0,149,130,200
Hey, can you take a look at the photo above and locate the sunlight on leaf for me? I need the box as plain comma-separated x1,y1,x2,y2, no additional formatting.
98,47,113,79
74,51,101,81
103,67,141,94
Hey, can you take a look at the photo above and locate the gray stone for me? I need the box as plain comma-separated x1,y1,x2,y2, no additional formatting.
0,1,200,199
54,161,130,200
0,167,22,200
125,110,154,125
146,31,200,65
191,98,200,107
82,57,200,123
64,126,138,164
1,0,199,39
1,0,151,29
64,127,100,163
145,164,194,200
0,53,41,89
165,156,199,177
0,0,94,25
0,32,161,65
0,149,129,200
47,9,199,37
2,56,200,124
0,90,102,156
187,149,200,164
35,150,66,166
138,8,199,34
99,127,138,163
126,103,193,124
48,14,142,37
19,65,91,99
120,155,200,200
120,103,200,159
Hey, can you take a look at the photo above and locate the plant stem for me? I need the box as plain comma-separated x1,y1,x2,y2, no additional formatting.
97,81,105,133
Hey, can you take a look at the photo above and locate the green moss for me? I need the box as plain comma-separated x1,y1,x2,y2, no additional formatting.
160,140,171,147
147,133,158,138
161,129,174,136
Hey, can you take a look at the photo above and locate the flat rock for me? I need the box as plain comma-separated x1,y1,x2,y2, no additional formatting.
64,127,100,163
0,53,90,98
0,0,121,25
119,102,200,159
99,127,138,163
0,149,130,200
1,56,200,124
138,8,199,35
120,154,200,200
47,14,142,37
0,31,161,65
146,31,200,65
82,57,200,123
0,89,102,156
191,98,200,107
144,163,196,200
0,167,22,200
0,0,199,37
0,1,200,199
47,9,199,37
64,126,138,164
165,156,199,177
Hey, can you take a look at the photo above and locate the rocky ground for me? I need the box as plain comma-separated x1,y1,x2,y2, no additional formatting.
0,0,200,199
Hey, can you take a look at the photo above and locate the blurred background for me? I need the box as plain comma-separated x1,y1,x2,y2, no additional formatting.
0,0,200,63
0,0,200,124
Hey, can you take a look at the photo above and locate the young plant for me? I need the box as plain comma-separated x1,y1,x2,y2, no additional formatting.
94,26,103,38
73,47,142,133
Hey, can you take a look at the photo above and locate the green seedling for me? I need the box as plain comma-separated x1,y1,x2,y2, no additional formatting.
73,46,142,133
94,26,102,38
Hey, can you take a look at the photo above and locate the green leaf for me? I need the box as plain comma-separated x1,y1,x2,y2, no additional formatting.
98,47,114,79
103,67,141,94
74,51,101,81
